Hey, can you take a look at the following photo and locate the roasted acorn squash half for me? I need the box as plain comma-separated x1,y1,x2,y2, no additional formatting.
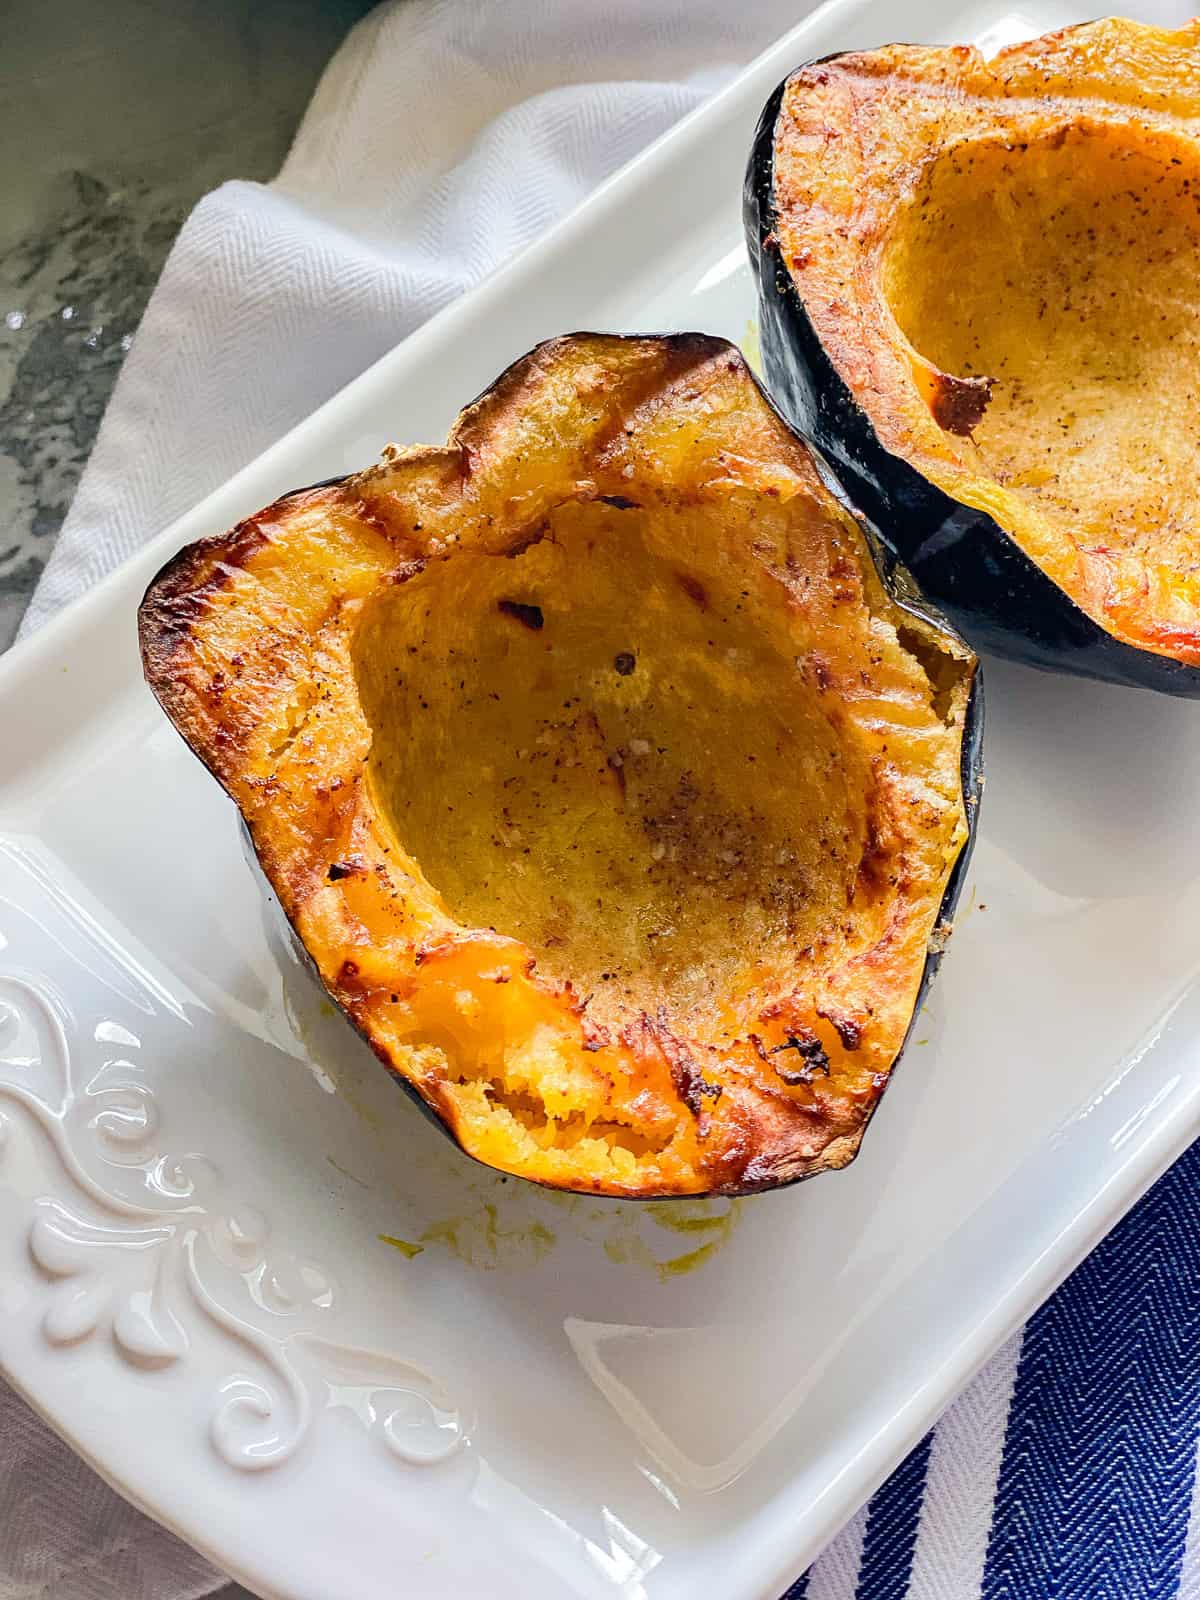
139,334,980,1197
747,17,1200,694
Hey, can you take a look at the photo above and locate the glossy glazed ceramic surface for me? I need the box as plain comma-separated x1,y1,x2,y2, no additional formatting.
1,2,1197,1596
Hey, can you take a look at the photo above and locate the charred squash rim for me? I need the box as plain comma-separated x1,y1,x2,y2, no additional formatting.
746,17,1200,695
139,333,981,1198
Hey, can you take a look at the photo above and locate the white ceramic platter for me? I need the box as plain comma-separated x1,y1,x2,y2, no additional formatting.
3,1,1197,1595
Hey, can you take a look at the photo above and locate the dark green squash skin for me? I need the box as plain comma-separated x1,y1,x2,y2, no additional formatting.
745,73,1200,699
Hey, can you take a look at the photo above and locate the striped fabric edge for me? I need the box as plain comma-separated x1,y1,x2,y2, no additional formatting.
1172,1419,1200,1600
979,1140,1200,1600
781,1333,1020,1600
785,1139,1200,1600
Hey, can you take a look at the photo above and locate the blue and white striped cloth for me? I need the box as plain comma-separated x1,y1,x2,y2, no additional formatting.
786,1142,1200,1598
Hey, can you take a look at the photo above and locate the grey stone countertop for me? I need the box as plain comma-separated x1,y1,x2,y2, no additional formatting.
0,0,372,651
0,4,373,1593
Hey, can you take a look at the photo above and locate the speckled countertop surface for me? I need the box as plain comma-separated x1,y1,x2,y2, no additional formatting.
0,0,371,651
1,6,371,1592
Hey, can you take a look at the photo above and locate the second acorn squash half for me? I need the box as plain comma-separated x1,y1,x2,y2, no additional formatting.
139,334,979,1197
748,17,1200,693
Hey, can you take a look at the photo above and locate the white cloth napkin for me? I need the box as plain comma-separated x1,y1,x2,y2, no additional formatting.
10,3,811,1595
21,0,803,638
0,1388,223,1600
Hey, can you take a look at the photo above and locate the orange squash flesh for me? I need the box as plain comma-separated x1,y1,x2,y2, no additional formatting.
139,335,976,1197
770,18,1200,667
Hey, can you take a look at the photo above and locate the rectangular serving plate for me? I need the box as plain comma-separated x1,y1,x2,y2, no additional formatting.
2,2,1198,1596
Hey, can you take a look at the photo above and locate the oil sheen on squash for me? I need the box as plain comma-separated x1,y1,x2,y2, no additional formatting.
760,17,1200,680
884,123,1200,660
138,334,978,1198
